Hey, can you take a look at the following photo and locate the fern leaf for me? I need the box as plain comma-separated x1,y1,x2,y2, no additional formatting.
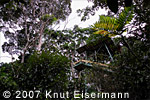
116,7,134,31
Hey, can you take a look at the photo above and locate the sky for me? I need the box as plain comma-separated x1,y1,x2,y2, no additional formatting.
0,0,107,63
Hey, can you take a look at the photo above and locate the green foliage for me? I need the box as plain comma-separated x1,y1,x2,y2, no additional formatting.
112,37,150,100
0,0,72,57
92,7,134,36
116,7,134,31
0,64,18,92
40,14,57,23
84,2,150,100
0,51,70,99
83,36,150,100
92,15,118,31
92,15,118,36
42,26,93,58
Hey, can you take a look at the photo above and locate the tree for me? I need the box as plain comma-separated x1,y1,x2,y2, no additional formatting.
41,26,95,79
0,0,71,63
0,51,70,99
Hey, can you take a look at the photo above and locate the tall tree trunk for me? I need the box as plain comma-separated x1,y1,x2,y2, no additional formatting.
21,41,28,63
21,52,25,63
37,34,43,51
36,22,45,51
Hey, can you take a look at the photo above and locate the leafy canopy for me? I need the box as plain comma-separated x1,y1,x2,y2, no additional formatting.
0,51,70,99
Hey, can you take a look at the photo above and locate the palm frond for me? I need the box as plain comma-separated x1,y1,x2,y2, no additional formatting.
93,30,109,35
115,7,134,31
92,7,134,37
92,15,118,31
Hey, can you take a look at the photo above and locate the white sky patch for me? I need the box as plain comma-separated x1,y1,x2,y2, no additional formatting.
55,0,107,30
0,33,12,63
0,0,107,63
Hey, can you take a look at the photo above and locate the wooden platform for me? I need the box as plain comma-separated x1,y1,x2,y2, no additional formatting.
73,60,113,72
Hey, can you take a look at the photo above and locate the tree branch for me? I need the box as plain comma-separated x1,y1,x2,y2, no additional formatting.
121,35,138,58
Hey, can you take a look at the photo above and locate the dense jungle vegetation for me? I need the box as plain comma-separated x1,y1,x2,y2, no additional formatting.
0,0,150,100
